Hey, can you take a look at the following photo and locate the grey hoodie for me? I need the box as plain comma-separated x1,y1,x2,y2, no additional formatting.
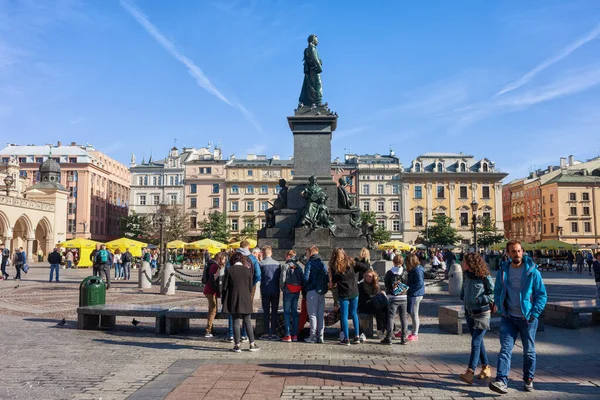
236,248,261,285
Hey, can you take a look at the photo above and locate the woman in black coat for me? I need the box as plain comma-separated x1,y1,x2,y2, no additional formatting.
222,252,260,352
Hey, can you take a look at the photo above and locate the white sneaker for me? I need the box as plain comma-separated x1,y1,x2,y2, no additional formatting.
204,332,214,338
304,336,317,343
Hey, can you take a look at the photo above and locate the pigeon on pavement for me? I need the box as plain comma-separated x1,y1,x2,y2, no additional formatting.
56,318,66,326
132,318,140,326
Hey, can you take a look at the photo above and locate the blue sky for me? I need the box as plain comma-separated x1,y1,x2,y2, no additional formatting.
1,0,600,180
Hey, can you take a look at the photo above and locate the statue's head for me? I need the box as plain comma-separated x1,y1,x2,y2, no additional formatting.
307,34,318,46
279,178,287,187
338,177,346,186
309,175,317,184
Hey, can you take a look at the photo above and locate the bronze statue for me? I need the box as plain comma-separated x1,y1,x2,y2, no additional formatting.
299,176,335,234
359,220,375,250
265,179,288,228
337,177,361,228
298,34,323,107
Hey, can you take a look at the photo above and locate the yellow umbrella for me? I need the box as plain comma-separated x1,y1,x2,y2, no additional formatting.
56,238,101,268
532,239,577,251
228,238,258,249
167,240,188,249
189,238,228,250
377,240,414,251
104,238,148,257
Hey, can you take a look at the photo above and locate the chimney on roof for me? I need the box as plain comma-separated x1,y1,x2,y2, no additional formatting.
57,141,61,147
560,157,566,168
71,142,76,146
548,165,554,172
272,155,280,160
246,154,256,160
568,155,574,166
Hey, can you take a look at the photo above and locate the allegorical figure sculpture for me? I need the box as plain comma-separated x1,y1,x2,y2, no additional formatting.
337,177,361,228
359,220,375,250
265,179,288,228
298,34,323,107
299,176,335,234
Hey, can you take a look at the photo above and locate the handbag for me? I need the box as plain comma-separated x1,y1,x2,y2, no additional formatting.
370,292,389,310
22,263,29,273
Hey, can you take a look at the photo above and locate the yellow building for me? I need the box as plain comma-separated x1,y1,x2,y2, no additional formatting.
225,155,293,238
402,153,507,245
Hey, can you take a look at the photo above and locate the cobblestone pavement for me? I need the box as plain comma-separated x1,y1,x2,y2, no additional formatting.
0,265,598,399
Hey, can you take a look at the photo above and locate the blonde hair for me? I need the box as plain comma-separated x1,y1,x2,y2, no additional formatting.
329,248,352,275
393,254,404,266
359,247,370,263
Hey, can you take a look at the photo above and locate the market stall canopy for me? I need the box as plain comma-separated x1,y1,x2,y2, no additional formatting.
56,238,101,268
104,238,148,257
188,238,228,250
167,240,188,249
228,238,258,249
377,240,414,251
532,239,578,251
415,244,428,250
491,240,534,251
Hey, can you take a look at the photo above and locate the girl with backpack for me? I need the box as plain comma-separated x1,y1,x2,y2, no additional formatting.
459,252,495,384
280,250,304,342
329,248,362,345
203,252,226,338
381,254,409,345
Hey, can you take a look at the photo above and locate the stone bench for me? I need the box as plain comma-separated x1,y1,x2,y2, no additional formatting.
545,300,600,329
77,304,171,334
438,305,545,334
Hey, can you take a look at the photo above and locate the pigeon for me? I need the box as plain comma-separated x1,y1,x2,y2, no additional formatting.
14,285,19,289
56,318,66,327
132,318,140,326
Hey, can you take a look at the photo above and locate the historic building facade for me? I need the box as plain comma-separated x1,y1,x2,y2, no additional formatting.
0,142,129,242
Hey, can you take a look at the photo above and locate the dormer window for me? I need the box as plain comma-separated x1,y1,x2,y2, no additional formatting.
414,162,421,172
437,162,443,172
460,163,466,172
482,162,489,172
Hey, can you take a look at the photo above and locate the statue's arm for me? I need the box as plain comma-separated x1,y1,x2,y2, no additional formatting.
309,46,322,73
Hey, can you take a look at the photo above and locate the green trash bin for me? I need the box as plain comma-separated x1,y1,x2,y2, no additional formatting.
79,276,106,307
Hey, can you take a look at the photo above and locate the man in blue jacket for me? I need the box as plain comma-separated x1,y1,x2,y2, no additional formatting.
303,246,327,343
259,245,281,340
489,240,547,395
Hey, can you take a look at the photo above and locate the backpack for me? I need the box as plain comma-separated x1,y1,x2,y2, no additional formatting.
97,249,108,264
202,260,216,285
315,264,329,295
285,262,303,293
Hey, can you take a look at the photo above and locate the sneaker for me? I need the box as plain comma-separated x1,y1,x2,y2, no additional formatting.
352,337,361,344
282,335,292,342
270,334,279,341
400,336,407,345
224,336,234,343
376,330,384,339
291,335,298,342
231,344,242,353
394,331,403,339
316,336,324,344
260,334,270,340
380,338,392,345
339,339,350,346
204,332,214,338
407,334,419,341
249,343,260,352
489,380,509,394
304,336,317,343
241,336,249,342
524,379,534,392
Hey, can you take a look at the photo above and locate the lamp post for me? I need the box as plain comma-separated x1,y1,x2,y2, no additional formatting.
3,175,14,196
471,199,479,252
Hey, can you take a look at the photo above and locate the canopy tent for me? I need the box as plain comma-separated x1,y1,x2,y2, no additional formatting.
532,239,578,251
228,238,258,249
188,238,228,250
377,240,414,251
57,238,100,268
167,240,188,249
104,238,148,257
415,244,428,250
491,240,534,251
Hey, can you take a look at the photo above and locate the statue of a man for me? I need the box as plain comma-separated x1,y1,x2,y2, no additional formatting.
299,176,335,234
298,34,323,107
265,179,288,228
337,177,361,228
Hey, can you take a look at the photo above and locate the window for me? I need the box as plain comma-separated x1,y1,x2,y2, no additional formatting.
543,224,546,234
212,184,220,194
584,222,591,232
583,192,590,201
190,184,197,194
392,201,399,212
483,211,491,220
377,201,385,212
169,176,174,185
245,219,254,229
18,157,26,163
414,186,423,199
460,163,466,172
460,211,469,226
68,203,76,214
482,163,489,172
415,210,423,226
190,198,197,208
190,217,197,229
377,220,385,230
199,167,212,174
392,220,401,232
69,158,77,163
169,194,177,205
459,186,468,198
437,162,443,172
583,206,590,215
550,223,554,233
362,201,370,212
1,157,8,163
436,185,445,199
482,186,490,199
212,198,220,208
153,195,160,205
68,219,76,233
550,208,553,216
550,194,554,202
571,222,578,233
231,185,239,194
392,184,399,194
377,184,384,195
246,201,254,211
261,185,268,194
569,192,576,201
570,206,577,216
138,177,143,186
231,201,239,211
362,184,370,195
247,185,254,194
247,170,253,176
231,219,239,231
414,163,421,172
139,195,146,205
543,209,546,217
261,201,269,211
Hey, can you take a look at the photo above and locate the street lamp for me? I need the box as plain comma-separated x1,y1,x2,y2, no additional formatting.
3,175,14,196
471,199,479,252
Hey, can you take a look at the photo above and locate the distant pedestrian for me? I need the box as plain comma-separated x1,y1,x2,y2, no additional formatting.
303,246,327,344
406,253,424,342
329,248,362,345
586,251,594,275
489,240,547,395
381,254,409,345
94,244,112,289
48,247,62,282
121,248,133,280
259,245,281,340
113,249,123,280
1,244,9,280
66,250,74,269
14,247,26,281
280,250,303,342
222,252,260,353
576,251,584,274
203,252,226,338
593,252,600,303
459,252,494,384
566,251,574,272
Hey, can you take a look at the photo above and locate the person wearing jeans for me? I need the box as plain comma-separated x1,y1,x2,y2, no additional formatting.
280,250,303,342
303,246,327,343
382,255,408,345
203,253,225,338
489,240,547,395
593,253,600,303
259,246,281,340
330,248,364,345
48,248,62,283
406,254,425,342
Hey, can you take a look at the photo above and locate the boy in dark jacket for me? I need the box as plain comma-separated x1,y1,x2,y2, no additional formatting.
48,247,62,282
259,246,281,340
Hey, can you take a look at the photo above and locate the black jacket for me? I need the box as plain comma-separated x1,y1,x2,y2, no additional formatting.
48,251,62,265
331,266,359,299
222,263,254,315
353,258,370,281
